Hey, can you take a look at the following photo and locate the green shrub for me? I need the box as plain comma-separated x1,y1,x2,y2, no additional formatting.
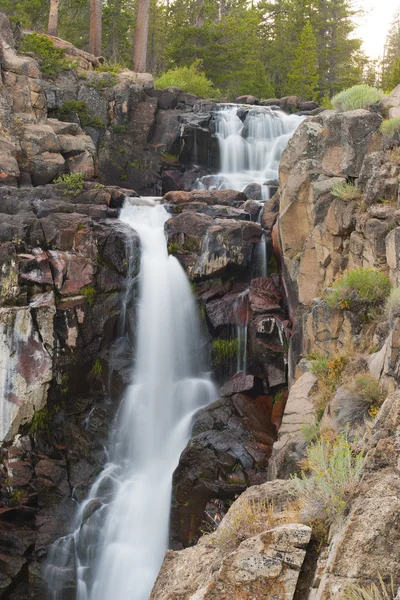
95,63,123,74
331,85,386,111
291,431,364,523
56,100,104,129
20,33,70,78
212,338,238,366
87,73,118,90
340,576,396,600
112,125,127,134
54,172,85,197
380,117,400,138
331,181,361,201
385,286,400,323
326,268,391,313
155,60,220,99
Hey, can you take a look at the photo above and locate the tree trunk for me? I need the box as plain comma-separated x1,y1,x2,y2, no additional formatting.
48,0,59,37
89,0,102,57
133,0,151,72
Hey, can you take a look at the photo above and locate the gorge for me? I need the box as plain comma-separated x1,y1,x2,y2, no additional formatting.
1,11,400,600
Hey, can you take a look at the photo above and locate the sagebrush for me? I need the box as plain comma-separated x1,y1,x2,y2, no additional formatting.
340,576,397,600
291,431,364,523
331,85,386,111
331,181,361,201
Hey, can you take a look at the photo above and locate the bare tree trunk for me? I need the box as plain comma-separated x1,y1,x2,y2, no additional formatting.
89,0,102,57
133,0,151,72
48,0,59,37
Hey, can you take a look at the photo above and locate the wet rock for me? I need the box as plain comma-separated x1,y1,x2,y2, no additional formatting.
249,277,282,314
220,374,263,397
243,184,262,200
163,190,248,206
171,396,275,546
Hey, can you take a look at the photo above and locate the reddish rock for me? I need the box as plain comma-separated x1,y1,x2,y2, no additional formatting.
205,286,250,329
232,393,277,445
249,276,282,314
271,389,289,430
19,251,53,286
220,374,263,397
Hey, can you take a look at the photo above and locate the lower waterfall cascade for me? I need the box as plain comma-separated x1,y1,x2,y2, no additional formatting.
45,202,216,600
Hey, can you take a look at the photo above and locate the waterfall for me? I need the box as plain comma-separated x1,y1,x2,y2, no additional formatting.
197,104,303,199
46,201,216,600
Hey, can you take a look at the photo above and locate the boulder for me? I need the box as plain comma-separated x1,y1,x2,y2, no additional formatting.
152,477,311,600
235,95,260,105
171,396,276,546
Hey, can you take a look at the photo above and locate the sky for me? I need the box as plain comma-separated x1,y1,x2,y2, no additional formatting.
355,0,399,59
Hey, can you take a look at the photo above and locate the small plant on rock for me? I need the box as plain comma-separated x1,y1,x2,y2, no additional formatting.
380,117,400,138
82,285,96,306
331,85,386,111
54,172,85,197
291,430,364,524
331,181,361,201
20,33,70,78
212,338,238,367
332,373,386,427
309,353,347,414
326,268,391,316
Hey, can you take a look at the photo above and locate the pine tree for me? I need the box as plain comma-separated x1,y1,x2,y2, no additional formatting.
48,0,59,36
382,9,400,90
288,21,319,99
133,0,151,71
89,0,102,56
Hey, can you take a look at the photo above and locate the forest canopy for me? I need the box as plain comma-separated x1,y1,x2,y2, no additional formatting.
0,0,395,101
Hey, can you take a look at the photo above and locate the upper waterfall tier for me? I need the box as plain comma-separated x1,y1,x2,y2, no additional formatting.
196,104,304,199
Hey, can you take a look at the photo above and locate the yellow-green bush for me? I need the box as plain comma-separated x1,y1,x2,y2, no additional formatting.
155,60,220,99
326,268,391,314
380,117,400,138
331,85,385,111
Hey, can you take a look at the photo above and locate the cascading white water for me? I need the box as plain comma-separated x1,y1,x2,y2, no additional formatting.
197,104,303,199
46,201,216,600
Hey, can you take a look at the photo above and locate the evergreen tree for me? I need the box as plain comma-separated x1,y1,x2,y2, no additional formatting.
288,21,319,99
382,9,400,90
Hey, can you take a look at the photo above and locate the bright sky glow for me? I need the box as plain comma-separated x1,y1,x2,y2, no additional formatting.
354,0,400,59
